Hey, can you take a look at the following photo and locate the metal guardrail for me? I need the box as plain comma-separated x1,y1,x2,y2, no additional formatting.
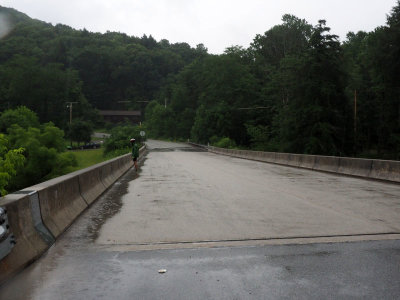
0,207,15,260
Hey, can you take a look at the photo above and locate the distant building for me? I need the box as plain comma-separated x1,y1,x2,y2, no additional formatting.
99,110,141,124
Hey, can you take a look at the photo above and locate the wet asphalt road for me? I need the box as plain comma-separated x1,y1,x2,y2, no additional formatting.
1,140,400,299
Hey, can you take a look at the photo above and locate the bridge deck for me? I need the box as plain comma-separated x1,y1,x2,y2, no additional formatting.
1,140,399,299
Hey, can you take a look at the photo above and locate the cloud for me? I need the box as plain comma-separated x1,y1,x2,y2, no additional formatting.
1,0,396,53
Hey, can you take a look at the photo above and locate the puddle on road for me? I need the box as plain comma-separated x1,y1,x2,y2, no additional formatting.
86,170,135,241
86,158,146,241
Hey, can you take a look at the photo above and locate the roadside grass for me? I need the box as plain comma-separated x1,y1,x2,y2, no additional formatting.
64,140,83,149
63,131,137,173
67,147,132,173
93,128,111,134
64,134,108,150
68,148,108,172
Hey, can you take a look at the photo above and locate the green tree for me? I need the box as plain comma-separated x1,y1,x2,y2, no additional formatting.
365,1,400,158
191,103,233,144
67,120,93,145
245,124,272,151
157,53,259,144
341,1,400,159
103,124,142,155
271,20,349,155
0,134,25,195
6,122,76,191
145,101,175,138
2,4,400,159
0,55,91,127
0,106,40,132
250,14,312,68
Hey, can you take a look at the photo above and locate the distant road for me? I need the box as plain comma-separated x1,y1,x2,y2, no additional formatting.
1,140,399,299
92,132,110,138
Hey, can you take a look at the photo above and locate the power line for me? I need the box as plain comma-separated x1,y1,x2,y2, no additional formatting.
237,106,270,110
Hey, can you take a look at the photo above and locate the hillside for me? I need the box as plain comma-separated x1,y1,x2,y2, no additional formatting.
1,4,400,159
0,5,207,126
0,6,31,25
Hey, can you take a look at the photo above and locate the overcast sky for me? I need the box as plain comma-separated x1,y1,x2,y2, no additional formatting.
1,0,397,53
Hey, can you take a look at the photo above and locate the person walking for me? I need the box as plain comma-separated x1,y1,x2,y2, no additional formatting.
130,138,139,171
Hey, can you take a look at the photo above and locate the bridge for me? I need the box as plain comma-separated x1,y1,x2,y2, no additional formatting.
1,140,400,299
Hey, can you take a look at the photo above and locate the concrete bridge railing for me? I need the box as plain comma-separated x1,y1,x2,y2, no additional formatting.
207,146,400,184
0,146,146,284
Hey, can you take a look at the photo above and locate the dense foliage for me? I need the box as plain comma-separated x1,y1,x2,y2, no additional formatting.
0,6,206,132
1,3,400,159
146,7,400,159
0,107,77,194
103,124,144,157
0,134,25,195
66,120,93,145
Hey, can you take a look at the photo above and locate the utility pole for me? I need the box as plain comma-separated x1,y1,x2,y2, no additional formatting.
354,90,357,155
354,90,357,135
66,102,78,124
66,102,78,147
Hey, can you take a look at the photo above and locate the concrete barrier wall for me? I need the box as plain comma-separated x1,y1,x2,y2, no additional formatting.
299,155,316,169
287,154,303,168
0,193,49,284
338,157,372,178
100,159,116,188
188,142,208,150
207,146,399,183
260,152,275,163
314,156,340,173
370,160,400,182
100,154,132,188
119,155,132,174
77,165,106,205
275,153,290,165
0,146,146,284
23,174,88,239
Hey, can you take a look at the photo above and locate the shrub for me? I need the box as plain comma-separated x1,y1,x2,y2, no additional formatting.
103,124,143,155
211,136,237,149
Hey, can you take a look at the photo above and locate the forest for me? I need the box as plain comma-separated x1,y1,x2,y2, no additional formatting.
1,2,400,162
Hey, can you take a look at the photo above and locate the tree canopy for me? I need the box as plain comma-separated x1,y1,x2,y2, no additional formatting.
0,107,77,194
1,3,400,159
145,5,400,159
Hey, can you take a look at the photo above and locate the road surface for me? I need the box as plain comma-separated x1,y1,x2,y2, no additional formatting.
1,140,399,299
